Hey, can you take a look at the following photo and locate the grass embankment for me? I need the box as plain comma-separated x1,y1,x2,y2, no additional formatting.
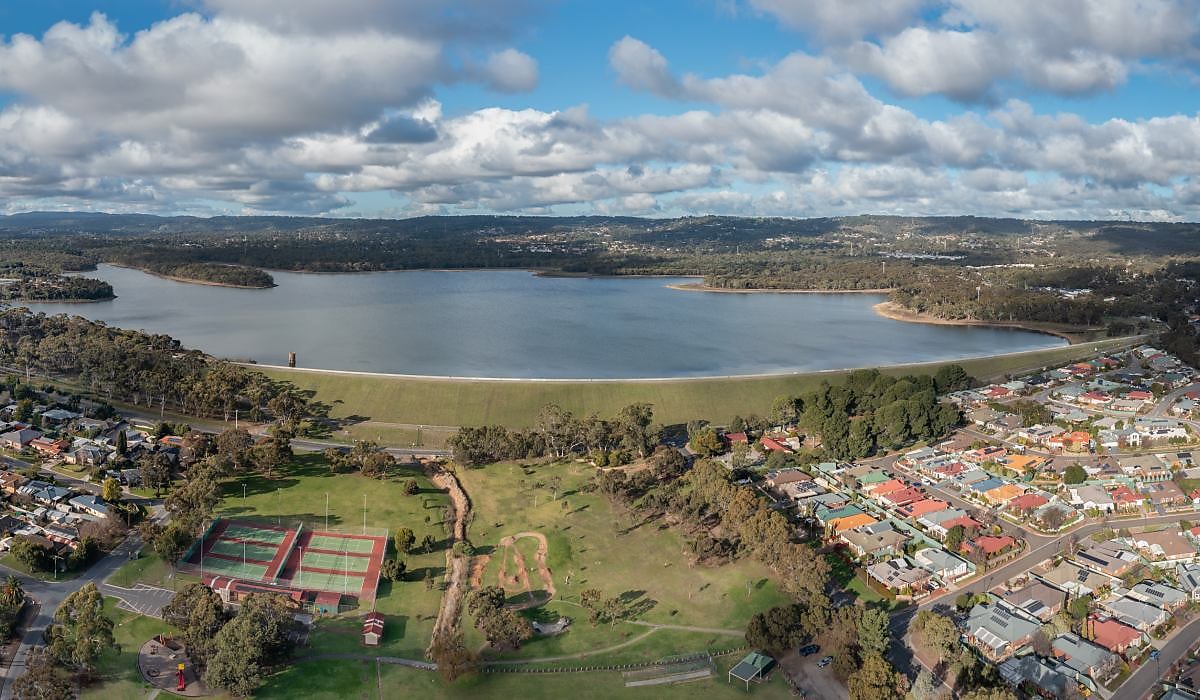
260,656,796,700
257,335,1140,429
458,460,787,663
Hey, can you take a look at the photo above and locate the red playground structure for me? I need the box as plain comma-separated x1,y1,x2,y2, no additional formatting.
176,664,186,691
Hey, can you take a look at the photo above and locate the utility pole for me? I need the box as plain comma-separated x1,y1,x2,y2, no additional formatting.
325,492,329,531
362,494,367,534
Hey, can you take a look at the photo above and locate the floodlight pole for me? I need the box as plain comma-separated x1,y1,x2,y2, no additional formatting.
298,546,303,587
325,493,329,531
362,494,366,534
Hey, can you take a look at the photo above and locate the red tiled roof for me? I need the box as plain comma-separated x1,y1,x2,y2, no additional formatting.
969,535,1015,555
904,499,949,519
884,487,925,506
1006,494,1049,512
869,479,906,496
725,432,748,443
1088,617,1142,652
760,437,791,452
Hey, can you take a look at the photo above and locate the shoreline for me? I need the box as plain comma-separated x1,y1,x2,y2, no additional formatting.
666,282,892,294
7,296,116,305
107,263,275,290
241,333,1109,383
872,301,1086,344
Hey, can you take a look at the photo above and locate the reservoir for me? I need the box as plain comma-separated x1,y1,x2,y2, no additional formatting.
32,264,1066,379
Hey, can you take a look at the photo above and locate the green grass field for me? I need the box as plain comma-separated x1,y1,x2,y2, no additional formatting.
458,460,789,663
258,336,1138,429
258,656,797,700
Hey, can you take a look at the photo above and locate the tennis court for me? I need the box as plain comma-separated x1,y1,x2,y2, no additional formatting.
192,556,270,581
221,522,290,545
301,551,372,573
209,539,278,562
306,534,376,554
289,569,361,594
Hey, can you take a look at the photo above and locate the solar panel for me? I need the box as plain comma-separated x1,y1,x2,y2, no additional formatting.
1077,570,1090,582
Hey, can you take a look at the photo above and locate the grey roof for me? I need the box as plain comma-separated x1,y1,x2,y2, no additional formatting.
966,601,1040,653
1129,581,1188,608
999,657,1074,698
913,547,969,575
1052,633,1116,677
1177,563,1200,593
1103,596,1168,630
1002,580,1067,621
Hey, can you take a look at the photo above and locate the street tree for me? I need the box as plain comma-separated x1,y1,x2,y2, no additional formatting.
48,583,114,676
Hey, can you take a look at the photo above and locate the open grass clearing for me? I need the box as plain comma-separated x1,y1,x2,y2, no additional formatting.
258,336,1139,429
458,460,789,662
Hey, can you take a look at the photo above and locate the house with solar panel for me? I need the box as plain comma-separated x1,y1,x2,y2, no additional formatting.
964,598,1040,661
1127,580,1188,612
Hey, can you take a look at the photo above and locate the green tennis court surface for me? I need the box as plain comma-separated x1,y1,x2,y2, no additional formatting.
209,539,278,562
301,551,371,573
306,535,375,554
195,556,269,581
220,524,289,545
290,570,361,593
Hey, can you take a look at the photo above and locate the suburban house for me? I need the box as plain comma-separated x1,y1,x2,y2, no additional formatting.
1006,493,1049,516
1120,455,1170,482
866,557,933,594
880,486,925,508
1085,616,1146,655
1070,485,1115,513
1101,596,1168,632
965,599,1040,661
1141,481,1188,509
1004,454,1047,475
920,509,982,540
983,483,1025,506
1040,561,1115,596
998,656,1076,699
29,437,71,458
964,535,1016,559
1002,580,1067,622
1128,581,1189,611
67,495,110,519
1074,541,1141,578
1051,633,1118,680
0,471,28,495
898,498,949,520
764,468,811,489
0,428,42,450
1176,563,1200,601
913,547,971,582
1110,485,1144,511
839,522,908,560
1127,529,1197,563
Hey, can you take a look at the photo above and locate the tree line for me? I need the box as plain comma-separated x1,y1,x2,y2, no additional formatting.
447,403,658,466
0,307,327,427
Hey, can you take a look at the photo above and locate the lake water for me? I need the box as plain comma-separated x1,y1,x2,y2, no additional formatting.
30,264,1066,378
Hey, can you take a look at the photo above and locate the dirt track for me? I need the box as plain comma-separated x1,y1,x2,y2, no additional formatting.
428,466,471,649
469,531,556,610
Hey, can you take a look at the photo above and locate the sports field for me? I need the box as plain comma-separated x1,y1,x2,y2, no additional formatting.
257,335,1140,429
180,517,387,602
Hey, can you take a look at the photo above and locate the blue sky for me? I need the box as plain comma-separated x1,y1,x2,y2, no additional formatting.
0,1,1199,219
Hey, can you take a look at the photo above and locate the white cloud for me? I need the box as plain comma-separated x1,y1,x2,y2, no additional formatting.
748,0,926,41
478,49,540,93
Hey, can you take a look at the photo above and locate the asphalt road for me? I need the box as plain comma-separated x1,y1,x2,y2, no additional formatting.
1111,615,1200,700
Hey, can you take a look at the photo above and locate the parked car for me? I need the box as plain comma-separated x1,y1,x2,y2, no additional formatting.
817,656,833,668
798,644,820,657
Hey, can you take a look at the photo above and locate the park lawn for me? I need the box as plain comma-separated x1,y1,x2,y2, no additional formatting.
383,658,795,700
107,551,199,590
256,336,1138,429
458,460,788,662
0,553,80,582
81,597,176,700
213,452,451,651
